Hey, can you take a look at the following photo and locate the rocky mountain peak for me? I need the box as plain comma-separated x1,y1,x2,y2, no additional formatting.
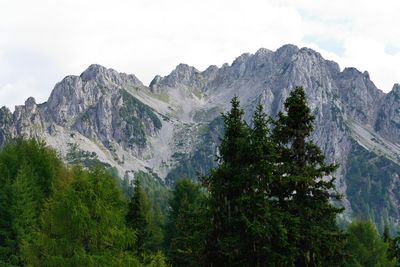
170,64,199,81
149,75,163,91
391,83,400,95
255,48,273,57
232,53,252,66
150,63,202,90
80,64,143,87
174,63,196,73
80,64,108,81
341,67,362,77
2,44,400,227
25,97,37,110
275,44,299,59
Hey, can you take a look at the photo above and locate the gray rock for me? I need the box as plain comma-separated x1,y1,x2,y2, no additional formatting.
1,44,400,224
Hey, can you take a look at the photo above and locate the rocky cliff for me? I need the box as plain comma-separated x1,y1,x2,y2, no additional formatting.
1,45,399,227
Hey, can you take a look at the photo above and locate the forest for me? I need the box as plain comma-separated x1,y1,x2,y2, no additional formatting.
0,87,399,266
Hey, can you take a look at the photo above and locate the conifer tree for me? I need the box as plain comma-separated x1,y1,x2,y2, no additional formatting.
0,174,13,264
165,178,206,266
126,179,153,259
202,96,252,266
382,226,400,266
0,139,62,265
10,165,40,265
344,221,396,267
24,165,138,266
272,86,345,266
243,104,289,265
383,224,391,243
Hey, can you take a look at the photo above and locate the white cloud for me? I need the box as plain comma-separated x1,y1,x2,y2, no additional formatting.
0,0,399,109
278,0,400,91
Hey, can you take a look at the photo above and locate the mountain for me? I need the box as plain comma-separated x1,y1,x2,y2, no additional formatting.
1,44,400,228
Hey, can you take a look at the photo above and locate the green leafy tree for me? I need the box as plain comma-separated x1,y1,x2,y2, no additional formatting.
344,221,396,267
165,178,207,266
272,87,345,266
24,165,138,266
0,139,62,265
9,165,41,265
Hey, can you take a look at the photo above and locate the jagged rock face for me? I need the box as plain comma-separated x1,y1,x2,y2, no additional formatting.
46,65,143,127
375,84,400,144
1,44,400,225
2,64,161,165
336,68,385,126
0,106,13,145
13,97,46,138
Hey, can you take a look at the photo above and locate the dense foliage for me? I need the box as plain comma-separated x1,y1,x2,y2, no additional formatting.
345,142,400,230
343,221,396,266
0,139,62,265
25,166,138,266
0,139,166,266
0,87,398,266
272,87,345,266
165,178,207,266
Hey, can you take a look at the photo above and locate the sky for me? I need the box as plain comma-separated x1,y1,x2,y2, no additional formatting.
1,0,400,109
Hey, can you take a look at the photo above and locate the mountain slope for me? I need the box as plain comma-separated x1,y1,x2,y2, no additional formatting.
1,45,400,227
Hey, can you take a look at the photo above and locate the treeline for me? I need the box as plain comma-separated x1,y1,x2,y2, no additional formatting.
0,87,398,266
0,139,167,266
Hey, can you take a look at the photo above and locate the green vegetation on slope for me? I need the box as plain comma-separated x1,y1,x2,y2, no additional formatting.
346,142,400,231
1,87,399,266
119,90,162,148
343,221,396,266
165,116,224,185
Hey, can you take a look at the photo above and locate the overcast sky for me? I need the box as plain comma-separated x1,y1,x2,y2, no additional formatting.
1,0,400,109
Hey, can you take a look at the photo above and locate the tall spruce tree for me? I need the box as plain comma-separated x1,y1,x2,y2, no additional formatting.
272,86,345,266
202,96,251,266
243,105,290,266
203,98,292,266
126,179,153,259
165,178,206,266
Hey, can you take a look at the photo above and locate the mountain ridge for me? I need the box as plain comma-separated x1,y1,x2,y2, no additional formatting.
1,44,399,227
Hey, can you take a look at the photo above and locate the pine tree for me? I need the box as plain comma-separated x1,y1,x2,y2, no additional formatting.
383,224,391,243
126,178,153,259
242,104,289,266
272,86,345,266
202,96,252,266
0,174,13,264
165,178,206,266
